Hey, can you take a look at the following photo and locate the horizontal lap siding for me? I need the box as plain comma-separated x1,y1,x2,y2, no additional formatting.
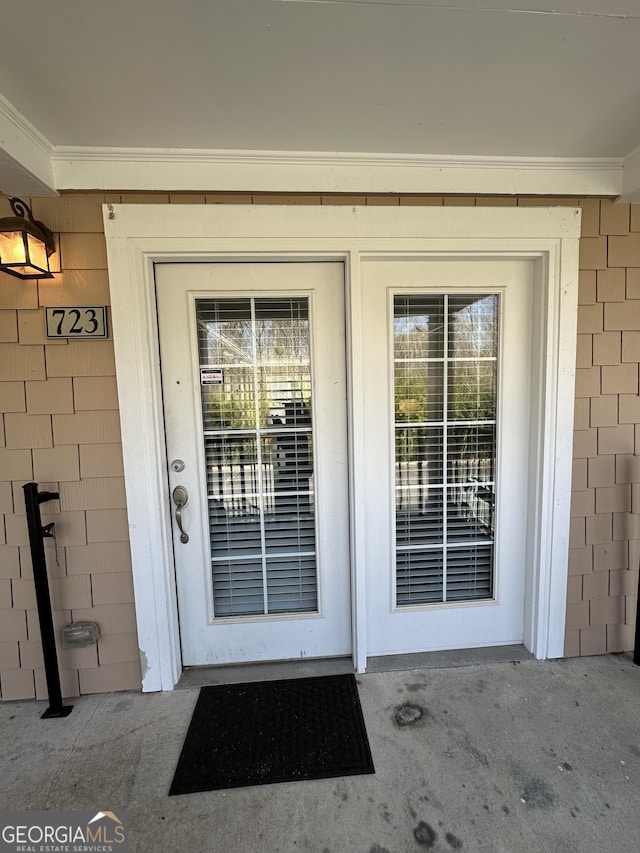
0,191,638,699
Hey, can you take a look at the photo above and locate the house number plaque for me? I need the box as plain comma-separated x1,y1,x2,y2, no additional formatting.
45,306,108,339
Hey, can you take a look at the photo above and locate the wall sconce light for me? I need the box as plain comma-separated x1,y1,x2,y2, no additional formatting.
0,197,56,279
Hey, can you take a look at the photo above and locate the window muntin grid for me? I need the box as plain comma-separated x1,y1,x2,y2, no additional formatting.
393,293,499,606
197,296,317,617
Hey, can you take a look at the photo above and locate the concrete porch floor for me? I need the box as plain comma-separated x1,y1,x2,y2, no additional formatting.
1,654,640,853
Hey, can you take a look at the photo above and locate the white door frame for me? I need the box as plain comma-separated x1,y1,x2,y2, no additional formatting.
104,203,580,692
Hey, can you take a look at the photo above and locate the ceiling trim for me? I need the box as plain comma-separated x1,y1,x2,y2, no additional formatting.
621,145,640,203
0,93,56,196
51,145,623,197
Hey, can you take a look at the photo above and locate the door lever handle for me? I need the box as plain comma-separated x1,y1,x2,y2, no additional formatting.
172,485,189,544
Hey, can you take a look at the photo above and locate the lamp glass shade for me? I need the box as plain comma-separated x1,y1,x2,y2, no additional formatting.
27,232,49,272
0,230,27,265
0,228,52,278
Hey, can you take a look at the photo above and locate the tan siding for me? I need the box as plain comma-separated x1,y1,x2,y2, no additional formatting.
91,572,135,606
78,660,142,694
0,276,38,310
18,309,62,346
31,194,108,234
580,625,607,655
578,270,597,304
596,269,626,303
66,542,132,575
4,414,53,449
0,382,26,412
0,344,46,382
0,482,13,514
0,609,28,641
628,269,640,298
46,341,115,377
26,378,74,414
97,632,140,665
85,508,129,543
78,443,124,479
38,271,111,307
592,333,621,366
59,478,126,512
72,376,119,411
608,235,640,268
0,449,33,481
579,199,601,238
34,668,80,701
580,236,608,270
0,669,35,700
400,195,443,206
600,200,631,236
52,411,121,445
0,311,18,342
32,445,80,482
0,642,20,669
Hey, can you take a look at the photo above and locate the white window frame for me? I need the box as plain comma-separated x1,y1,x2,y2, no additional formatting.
104,203,580,692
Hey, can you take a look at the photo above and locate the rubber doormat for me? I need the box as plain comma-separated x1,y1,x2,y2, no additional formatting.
169,673,375,794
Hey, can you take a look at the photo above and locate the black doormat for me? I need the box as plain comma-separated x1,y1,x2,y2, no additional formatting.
169,673,375,795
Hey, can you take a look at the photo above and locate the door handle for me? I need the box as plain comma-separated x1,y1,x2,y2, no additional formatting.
172,485,189,544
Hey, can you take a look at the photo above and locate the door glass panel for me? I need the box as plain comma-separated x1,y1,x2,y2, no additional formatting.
393,294,499,606
197,296,316,617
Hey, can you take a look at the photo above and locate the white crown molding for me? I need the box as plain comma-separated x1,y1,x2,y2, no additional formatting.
0,93,57,196
620,145,640,203
51,145,624,197
0,92,52,159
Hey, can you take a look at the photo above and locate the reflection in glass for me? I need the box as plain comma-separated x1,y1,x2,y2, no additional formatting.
197,296,317,617
393,294,499,605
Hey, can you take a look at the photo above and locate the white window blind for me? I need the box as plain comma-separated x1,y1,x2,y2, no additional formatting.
196,297,317,617
394,294,499,605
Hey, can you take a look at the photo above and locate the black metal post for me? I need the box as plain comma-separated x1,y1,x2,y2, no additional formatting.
634,579,640,666
22,483,72,718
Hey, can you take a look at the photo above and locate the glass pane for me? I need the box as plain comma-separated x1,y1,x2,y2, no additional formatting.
395,362,444,423
0,231,27,265
266,555,317,613
198,296,317,618
446,485,495,542
395,426,444,489
396,550,444,605
209,555,264,617
396,487,444,545
447,424,496,482
394,293,498,606
448,360,497,421
206,435,260,513
197,299,252,364
446,545,494,601
448,295,499,359
203,377,255,433
394,295,445,360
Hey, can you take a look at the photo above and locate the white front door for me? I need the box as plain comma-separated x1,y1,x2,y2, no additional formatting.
156,262,351,666
361,259,534,657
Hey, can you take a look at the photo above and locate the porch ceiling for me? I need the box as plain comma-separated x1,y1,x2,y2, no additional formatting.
1,0,639,197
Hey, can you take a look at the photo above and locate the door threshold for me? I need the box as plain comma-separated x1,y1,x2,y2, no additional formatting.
176,656,355,689
366,644,533,673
